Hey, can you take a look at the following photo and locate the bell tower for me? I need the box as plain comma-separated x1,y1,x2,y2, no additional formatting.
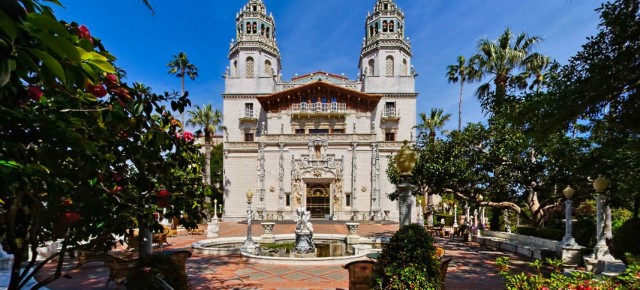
359,0,415,93
225,0,281,94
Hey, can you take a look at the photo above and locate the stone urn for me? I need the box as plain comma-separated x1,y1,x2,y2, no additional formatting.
345,222,360,244
261,222,275,243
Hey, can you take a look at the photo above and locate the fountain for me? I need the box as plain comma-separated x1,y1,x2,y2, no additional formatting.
293,207,315,256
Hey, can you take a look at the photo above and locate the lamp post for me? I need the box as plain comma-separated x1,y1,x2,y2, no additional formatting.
214,199,218,221
242,189,256,252
592,175,612,259
394,140,417,226
561,186,576,246
453,203,458,228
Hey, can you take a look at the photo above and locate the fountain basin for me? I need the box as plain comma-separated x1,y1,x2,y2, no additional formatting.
192,234,380,265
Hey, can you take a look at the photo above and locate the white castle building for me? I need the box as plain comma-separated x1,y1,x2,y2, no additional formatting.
222,0,418,222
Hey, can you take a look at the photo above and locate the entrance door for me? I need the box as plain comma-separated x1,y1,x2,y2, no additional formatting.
307,186,330,218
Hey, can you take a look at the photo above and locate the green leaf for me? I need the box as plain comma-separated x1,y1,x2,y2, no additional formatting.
0,60,10,87
27,13,69,38
0,10,18,40
87,58,115,74
41,33,81,64
27,48,66,83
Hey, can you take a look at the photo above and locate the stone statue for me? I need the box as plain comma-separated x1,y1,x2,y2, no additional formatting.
293,207,315,254
293,177,302,206
294,207,313,233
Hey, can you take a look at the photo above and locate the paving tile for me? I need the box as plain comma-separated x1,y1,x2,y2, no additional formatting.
282,272,313,281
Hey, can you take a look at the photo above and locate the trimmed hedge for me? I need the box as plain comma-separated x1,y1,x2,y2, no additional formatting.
611,218,640,264
515,226,564,241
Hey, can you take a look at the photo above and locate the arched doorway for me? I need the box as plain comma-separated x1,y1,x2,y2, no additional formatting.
306,184,330,218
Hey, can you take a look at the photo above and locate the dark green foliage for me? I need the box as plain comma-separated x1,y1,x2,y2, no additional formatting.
515,226,564,241
126,253,190,290
371,224,441,289
573,219,597,248
611,218,640,263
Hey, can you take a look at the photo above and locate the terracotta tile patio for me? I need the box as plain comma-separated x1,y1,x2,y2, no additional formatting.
33,221,534,289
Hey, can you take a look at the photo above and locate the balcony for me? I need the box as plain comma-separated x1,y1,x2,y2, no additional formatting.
381,107,400,121
290,102,347,118
239,109,258,123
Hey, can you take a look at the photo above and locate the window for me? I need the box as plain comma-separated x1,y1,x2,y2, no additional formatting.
260,24,265,35
389,20,395,32
252,5,257,11
232,60,238,77
244,103,253,118
385,101,396,117
368,59,375,76
346,194,351,207
252,22,257,34
244,132,254,142
295,129,305,135
383,21,388,32
265,60,272,76
286,194,291,207
385,132,396,141
369,25,374,37
332,128,345,134
402,59,407,75
309,129,329,134
375,22,379,34
246,22,251,34
386,56,394,77
246,57,254,78
266,27,270,38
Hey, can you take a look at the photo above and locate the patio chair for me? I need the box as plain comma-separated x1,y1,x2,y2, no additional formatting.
105,254,136,288
342,260,376,290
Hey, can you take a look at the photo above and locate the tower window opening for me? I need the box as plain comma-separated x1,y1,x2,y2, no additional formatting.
252,22,257,34
382,20,388,32
386,56,394,77
402,59,408,75
266,27,270,38
384,3,389,10
261,23,265,35
252,5,257,11
232,60,238,77
265,60,273,76
369,25,374,37
368,59,375,76
246,57,254,78
346,194,351,207
246,22,251,33
375,22,379,34
389,20,395,32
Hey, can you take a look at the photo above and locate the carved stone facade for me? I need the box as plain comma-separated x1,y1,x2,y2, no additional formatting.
222,0,418,221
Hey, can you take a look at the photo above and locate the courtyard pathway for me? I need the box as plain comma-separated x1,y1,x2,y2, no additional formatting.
35,221,534,289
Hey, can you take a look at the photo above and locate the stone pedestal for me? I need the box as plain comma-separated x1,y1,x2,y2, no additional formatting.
345,222,361,244
207,219,220,238
560,245,583,267
241,243,258,254
260,222,275,244
352,244,373,255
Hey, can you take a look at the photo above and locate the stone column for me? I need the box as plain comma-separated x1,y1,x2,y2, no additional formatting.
260,222,275,243
453,203,458,228
346,222,360,244
398,177,412,226
562,199,576,246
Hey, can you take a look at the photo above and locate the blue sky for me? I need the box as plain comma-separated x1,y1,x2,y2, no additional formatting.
53,0,604,133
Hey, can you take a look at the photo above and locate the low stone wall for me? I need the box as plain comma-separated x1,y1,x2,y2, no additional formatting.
473,230,561,260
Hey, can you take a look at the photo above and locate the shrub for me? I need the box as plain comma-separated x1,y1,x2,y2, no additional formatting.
611,218,640,263
515,226,564,241
573,218,597,248
126,253,190,290
371,224,441,289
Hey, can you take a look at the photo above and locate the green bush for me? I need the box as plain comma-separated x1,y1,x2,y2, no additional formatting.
371,224,441,289
515,226,564,241
611,208,632,233
435,214,454,226
573,218,597,248
126,253,190,290
611,218,640,264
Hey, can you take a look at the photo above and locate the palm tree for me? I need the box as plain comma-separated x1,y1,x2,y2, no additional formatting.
446,55,479,131
471,28,544,111
168,52,199,124
413,108,452,143
187,104,224,186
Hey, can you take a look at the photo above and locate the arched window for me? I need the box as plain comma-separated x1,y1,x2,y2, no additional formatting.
368,59,375,76
375,22,379,34
246,22,251,34
264,60,273,76
260,24,265,35
266,27,270,38
252,22,257,34
382,21,388,32
402,59,407,75
246,57,254,78
389,21,395,32
232,60,238,77
369,25,374,37
386,56,394,77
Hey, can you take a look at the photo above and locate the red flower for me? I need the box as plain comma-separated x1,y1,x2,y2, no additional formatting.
87,83,107,97
27,85,43,101
105,74,119,87
77,25,92,42
157,189,170,198
182,131,195,142
110,185,123,195
63,212,81,223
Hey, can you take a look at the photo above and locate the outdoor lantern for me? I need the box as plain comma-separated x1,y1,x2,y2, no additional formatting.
246,189,254,203
394,140,417,176
593,175,609,193
563,186,575,199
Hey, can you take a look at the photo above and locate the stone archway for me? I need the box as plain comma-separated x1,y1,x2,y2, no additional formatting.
306,183,330,218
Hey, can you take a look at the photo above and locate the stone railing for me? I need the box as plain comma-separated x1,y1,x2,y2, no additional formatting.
473,230,561,260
